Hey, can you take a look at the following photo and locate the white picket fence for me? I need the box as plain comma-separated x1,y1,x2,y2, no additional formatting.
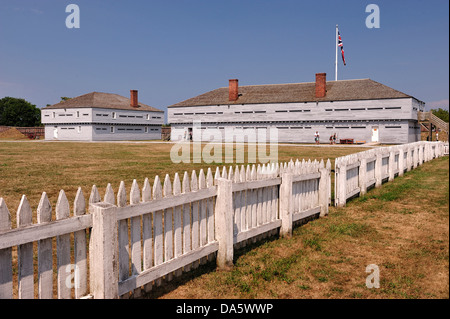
334,141,448,207
0,159,331,299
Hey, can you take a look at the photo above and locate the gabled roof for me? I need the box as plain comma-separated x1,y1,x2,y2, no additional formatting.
168,79,415,107
43,92,164,113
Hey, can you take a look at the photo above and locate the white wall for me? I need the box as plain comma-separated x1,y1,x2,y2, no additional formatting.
42,107,164,141
45,124,92,141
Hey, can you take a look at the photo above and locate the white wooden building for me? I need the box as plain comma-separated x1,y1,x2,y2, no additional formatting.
41,90,164,141
168,73,424,144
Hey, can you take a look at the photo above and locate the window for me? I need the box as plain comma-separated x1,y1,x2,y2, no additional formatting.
385,107,401,110
145,127,148,133
110,126,114,133
52,112,56,118
76,111,80,118
78,126,81,133
112,112,116,119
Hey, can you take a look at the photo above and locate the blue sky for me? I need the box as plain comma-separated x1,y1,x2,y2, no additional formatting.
1,0,448,122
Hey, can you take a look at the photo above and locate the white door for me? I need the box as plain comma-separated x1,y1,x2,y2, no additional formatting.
53,127,58,139
371,126,379,142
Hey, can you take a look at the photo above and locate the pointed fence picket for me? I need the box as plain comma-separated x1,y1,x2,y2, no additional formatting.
0,198,12,299
0,188,93,299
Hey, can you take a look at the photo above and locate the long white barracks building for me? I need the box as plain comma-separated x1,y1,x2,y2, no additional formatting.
167,73,424,144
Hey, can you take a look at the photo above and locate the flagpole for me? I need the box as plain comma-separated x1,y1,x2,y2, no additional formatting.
335,24,338,81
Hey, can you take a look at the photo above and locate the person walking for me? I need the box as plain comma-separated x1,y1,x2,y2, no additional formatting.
314,131,320,144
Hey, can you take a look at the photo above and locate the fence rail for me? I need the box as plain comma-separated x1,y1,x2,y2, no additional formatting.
0,159,331,299
334,141,448,207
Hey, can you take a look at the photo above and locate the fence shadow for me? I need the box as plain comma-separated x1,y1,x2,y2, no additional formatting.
136,214,321,299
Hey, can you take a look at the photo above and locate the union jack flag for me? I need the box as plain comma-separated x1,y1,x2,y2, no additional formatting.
338,31,346,66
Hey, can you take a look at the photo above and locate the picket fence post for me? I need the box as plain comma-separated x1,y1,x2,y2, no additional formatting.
359,156,367,196
398,146,405,177
375,151,383,188
318,161,329,217
90,202,118,299
214,178,233,270
280,172,293,237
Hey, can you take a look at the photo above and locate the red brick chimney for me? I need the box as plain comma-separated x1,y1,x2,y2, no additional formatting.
315,73,327,98
130,90,138,107
229,79,239,102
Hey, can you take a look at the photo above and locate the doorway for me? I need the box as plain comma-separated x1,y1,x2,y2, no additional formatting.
371,126,379,143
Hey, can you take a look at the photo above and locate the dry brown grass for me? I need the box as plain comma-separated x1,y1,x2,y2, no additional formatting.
0,141,366,226
1,141,447,299
0,140,366,299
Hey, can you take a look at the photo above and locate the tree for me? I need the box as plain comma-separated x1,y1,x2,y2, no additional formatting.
431,108,449,123
0,97,41,127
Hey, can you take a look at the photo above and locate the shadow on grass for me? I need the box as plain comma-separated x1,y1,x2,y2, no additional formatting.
138,214,321,299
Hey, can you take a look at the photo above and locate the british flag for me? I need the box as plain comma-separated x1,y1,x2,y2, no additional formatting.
338,31,346,66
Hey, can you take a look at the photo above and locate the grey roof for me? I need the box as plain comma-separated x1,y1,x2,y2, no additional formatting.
43,92,164,113
168,79,415,107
